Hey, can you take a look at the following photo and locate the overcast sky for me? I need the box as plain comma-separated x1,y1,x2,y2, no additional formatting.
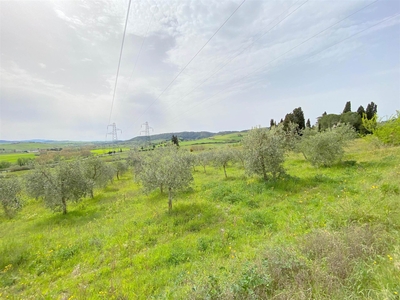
1,0,399,141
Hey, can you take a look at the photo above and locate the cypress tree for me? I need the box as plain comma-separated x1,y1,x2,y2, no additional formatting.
342,101,351,113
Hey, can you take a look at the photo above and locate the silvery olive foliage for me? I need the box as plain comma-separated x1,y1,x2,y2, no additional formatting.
28,161,91,214
83,157,115,197
127,150,145,182
0,176,22,218
242,125,288,181
298,124,356,167
197,151,213,173
212,148,235,179
138,146,193,211
113,160,128,180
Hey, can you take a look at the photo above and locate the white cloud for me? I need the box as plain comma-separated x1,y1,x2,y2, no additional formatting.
1,0,399,140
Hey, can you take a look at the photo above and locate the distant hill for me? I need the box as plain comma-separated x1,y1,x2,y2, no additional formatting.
128,131,239,143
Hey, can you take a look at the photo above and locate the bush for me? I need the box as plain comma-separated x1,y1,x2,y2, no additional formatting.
0,161,11,169
374,111,400,145
298,124,356,167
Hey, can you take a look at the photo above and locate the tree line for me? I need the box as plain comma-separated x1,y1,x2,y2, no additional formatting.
1,121,357,217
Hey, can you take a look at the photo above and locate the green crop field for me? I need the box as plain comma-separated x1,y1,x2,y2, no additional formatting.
0,138,399,299
180,132,245,149
0,153,36,164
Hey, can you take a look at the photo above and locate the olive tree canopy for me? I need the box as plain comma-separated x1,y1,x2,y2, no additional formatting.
138,146,193,211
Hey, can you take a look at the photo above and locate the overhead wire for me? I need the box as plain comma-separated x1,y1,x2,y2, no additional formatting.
108,0,133,125
117,9,154,110
161,0,393,130
161,0,308,115
131,0,247,129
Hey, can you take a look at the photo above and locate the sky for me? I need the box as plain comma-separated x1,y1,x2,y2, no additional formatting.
0,0,399,141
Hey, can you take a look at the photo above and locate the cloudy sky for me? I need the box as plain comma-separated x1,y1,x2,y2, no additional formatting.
1,0,399,141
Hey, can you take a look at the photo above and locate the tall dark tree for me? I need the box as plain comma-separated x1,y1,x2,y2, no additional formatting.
293,107,306,130
357,105,365,118
306,118,311,128
342,101,351,114
282,113,295,131
366,102,377,120
270,119,275,128
171,135,179,146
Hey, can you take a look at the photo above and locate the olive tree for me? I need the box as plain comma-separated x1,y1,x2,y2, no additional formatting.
83,157,114,197
28,161,91,214
231,147,245,168
242,126,287,180
197,151,213,173
298,124,356,167
212,148,235,179
113,160,128,180
138,146,193,211
127,150,145,181
0,177,22,217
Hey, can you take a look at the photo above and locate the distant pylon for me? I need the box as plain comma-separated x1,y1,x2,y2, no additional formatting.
107,123,122,143
140,121,153,146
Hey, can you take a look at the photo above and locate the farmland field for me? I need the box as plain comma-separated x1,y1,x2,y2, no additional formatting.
0,152,36,164
0,138,399,299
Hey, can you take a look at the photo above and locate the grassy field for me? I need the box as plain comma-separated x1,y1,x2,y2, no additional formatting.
0,138,399,299
180,132,244,149
0,153,36,164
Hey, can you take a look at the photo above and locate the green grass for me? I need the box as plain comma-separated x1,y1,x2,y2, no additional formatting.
0,152,36,164
180,132,244,149
0,138,399,299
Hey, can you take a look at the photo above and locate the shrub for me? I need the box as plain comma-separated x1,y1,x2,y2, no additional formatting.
298,124,356,167
374,111,400,145
0,161,11,169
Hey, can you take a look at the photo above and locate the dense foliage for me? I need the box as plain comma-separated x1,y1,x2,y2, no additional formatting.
374,111,400,145
242,126,287,180
298,124,356,167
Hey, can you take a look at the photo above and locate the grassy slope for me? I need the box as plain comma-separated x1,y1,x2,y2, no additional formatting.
0,139,399,299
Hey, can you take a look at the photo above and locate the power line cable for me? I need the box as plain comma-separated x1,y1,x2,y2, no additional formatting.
163,0,378,115
132,0,247,129
118,11,153,107
161,0,308,115
162,2,394,130
108,0,133,125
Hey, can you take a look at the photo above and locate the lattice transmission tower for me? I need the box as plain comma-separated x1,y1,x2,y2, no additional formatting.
140,121,153,146
107,123,122,143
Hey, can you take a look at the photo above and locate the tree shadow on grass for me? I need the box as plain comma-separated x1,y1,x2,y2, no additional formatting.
32,208,101,230
163,202,221,231
260,174,341,194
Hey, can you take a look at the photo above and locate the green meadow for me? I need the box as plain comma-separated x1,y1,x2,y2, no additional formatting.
0,153,36,164
0,138,399,299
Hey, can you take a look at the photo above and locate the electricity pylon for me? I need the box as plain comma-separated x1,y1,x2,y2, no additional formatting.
140,121,153,146
107,123,122,146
